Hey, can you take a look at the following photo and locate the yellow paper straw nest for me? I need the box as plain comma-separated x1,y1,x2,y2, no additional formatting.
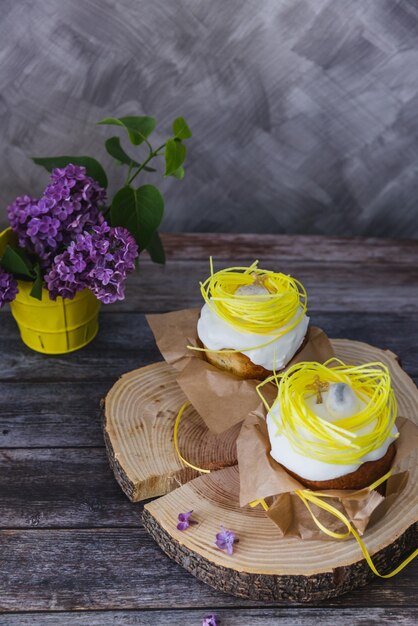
257,358,399,465
189,258,307,354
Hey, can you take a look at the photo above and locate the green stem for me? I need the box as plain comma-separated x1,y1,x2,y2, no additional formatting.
127,143,166,186
125,162,134,186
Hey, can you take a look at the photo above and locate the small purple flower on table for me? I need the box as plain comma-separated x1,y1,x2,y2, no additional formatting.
176,510,197,531
215,526,238,556
202,614,219,626
0,267,18,308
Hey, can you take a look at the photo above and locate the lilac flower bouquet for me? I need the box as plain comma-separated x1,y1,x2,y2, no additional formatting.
0,114,191,308
0,114,191,352
2,166,137,306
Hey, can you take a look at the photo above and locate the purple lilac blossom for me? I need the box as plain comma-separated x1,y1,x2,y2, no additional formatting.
201,615,219,626
215,526,237,556
7,165,106,266
177,511,197,531
0,267,18,308
44,221,138,303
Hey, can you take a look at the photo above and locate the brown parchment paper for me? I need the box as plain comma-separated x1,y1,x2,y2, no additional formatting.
147,308,334,434
237,413,418,539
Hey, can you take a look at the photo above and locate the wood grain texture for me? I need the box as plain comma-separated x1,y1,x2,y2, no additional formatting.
157,233,418,264
0,529,417,611
0,233,417,616
103,362,239,502
143,504,417,603
0,448,140,528
142,340,418,601
0,382,110,447
1,2,418,237
0,314,415,451
1,608,418,626
0,258,410,315
1,234,417,317
1,312,417,385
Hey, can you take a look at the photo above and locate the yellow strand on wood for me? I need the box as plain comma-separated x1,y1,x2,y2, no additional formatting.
173,400,211,474
250,470,417,578
249,499,270,512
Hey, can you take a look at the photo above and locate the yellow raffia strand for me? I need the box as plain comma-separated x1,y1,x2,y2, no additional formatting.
250,471,418,578
188,258,308,354
256,358,399,465
249,498,269,511
173,401,211,474
296,490,418,577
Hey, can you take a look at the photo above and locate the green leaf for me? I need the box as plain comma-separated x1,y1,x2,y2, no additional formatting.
110,186,134,233
105,137,157,172
173,166,185,180
30,263,43,300
105,137,140,168
110,184,164,250
164,138,186,176
134,185,165,249
172,116,192,139
146,231,166,264
32,156,108,188
98,116,156,146
0,245,35,279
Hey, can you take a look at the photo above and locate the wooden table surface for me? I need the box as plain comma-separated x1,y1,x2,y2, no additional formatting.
1,233,417,626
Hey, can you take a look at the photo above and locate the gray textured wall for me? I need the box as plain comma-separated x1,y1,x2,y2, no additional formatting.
1,0,418,237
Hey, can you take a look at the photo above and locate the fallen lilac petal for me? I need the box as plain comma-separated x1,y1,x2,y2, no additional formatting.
215,525,237,555
176,510,197,531
201,614,219,626
178,511,193,523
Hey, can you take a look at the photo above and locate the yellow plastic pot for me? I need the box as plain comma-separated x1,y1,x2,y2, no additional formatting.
0,228,100,354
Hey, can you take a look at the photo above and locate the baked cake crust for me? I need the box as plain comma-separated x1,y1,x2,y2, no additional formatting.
284,442,396,491
203,332,309,381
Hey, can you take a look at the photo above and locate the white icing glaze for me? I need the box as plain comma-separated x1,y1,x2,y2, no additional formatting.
197,299,309,371
267,388,398,481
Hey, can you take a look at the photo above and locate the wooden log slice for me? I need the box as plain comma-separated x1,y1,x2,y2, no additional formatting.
140,340,418,601
102,362,240,501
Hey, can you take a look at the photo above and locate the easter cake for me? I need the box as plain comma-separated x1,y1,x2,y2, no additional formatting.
196,260,309,379
263,360,399,490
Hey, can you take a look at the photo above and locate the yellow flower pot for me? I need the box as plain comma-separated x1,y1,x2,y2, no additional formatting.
0,227,100,354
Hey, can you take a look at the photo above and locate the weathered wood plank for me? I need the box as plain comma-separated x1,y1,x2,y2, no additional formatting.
0,448,140,528
0,370,415,450
95,260,418,314
0,314,160,382
0,529,416,611
1,607,417,625
0,382,109,447
0,314,416,449
0,235,416,615
1,260,417,317
158,233,418,265
1,313,417,384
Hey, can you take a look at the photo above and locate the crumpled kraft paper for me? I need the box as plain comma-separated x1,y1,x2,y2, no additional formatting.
237,413,417,539
147,308,334,434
